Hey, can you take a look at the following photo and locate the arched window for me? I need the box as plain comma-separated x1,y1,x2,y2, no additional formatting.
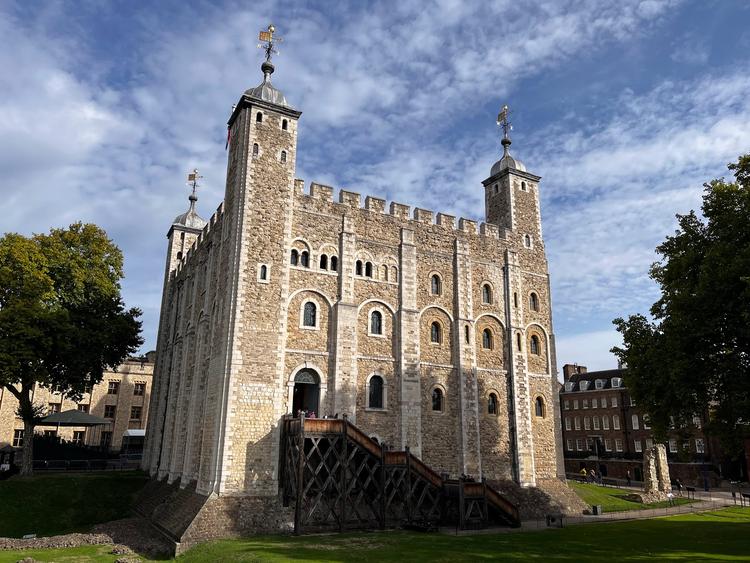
432,388,444,412
256,112,263,123
530,334,540,355
370,310,383,335
176,251,182,260
365,262,373,278
524,234,532,248
482,328,493,349
356,260,363,276
464,325,470,344
431,274,441,295
368,375,384,409
330,256,338,272
530,292,539,311
300,251,309,268
282,119,288,130
259,265,268,280
482,284,492,304
252,143,259,157
488,393,498,415
290,249,299,266
430,321,442,344
521,181,527,191
390,266,398,282
535,396,545,417
319,254,328,270
513,292,518,308
303,302,317,327
280,150,287,163
516,333,522,351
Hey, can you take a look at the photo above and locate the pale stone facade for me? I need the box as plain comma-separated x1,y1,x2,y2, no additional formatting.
0,355,154,451
143,54,565,516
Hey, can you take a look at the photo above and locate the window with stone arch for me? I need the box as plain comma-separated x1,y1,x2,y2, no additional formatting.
367,374,385,409
302,301,317,328
430,273,442,296
529,292,540,312
370,310,383,336
256,111,263,123
259,264,268,281
482,283,493,304
431,386,444,412
300,250,310,268
521,181,527,191
530,334,541,355
319,254,328,270
290,249,299,266
356,260,363,276
464,324,470,344
282,118,288,130
488,392,498,415
330,255,338,272
365,261,373,278
389,265,398,282
252,143,259,157
430,321,442,344
534,396,546,418
524,234,533,248
482,328,493,350
280,150,287,163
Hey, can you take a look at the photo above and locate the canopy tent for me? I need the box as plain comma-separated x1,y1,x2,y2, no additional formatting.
37,410,107,427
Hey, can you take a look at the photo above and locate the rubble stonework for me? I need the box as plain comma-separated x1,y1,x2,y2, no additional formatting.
142,51,570,548
642,444,672,502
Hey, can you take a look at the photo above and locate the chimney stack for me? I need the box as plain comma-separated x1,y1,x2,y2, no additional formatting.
562,363,588,381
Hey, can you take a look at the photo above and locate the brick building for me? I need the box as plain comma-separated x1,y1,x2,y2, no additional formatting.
559,364,726,486
0,354,154,452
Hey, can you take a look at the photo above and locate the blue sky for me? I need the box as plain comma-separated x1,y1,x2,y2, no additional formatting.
2,1,749,372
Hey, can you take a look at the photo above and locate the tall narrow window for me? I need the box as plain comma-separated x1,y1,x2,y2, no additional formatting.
256,112,263,122
464,325,470,344
631,414,640,430
432,388,444,412
365,262,373,278
516,333,522,351
300,251,309,268
530,335,540,355
535,396,545,417
488,393,498,415
368,375,384,409
330,256,338,272
524,234,532,248
530,292,539,311
280,150,287,163
252,143,259,157
260,265,268,280
282,119,288,130
303,302,317,327
521,181,527,191
370,310,383,335
291,249,299,266
513,292,518,308
430,321,441,343
431,274,441,295
319,254,328,270
390,266,398,282
356,260,363,276
482,328,493,349
482,284,492,304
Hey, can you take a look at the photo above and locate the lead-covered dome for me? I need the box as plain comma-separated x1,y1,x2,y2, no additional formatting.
173,194,206,230
490,138,526,176
244,61,289,107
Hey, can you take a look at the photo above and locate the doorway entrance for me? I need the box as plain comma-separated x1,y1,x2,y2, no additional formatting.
292,369,320,417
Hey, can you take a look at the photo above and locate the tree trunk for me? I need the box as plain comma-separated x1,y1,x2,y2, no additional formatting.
21,417,35,476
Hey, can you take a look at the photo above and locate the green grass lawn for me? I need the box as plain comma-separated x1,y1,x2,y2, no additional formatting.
1,507,749,562
569,481,694,512
0,470,148,538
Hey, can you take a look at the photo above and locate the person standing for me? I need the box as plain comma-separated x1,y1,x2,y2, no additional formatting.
626,470,632,487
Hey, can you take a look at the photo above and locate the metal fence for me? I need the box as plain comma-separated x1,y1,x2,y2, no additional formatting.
32,457,141,471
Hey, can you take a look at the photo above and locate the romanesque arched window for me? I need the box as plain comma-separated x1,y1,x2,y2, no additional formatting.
303,302,317,327
482,284,492,304
535,396,545,418
370,310,383,335
319,254,328,270
365,262,373,278
280,150,287,163
431,274,441,295
482,328,493,350
464,325,470,344
300,251,309,268
530,292,539,311
390,265,398,282
530,334,541,355
290,249,299,266
330,256,338,272
488,393,498,415
432,388,444,412
259,265,268,280
282,119,288,130
368,375,384,409
252,143,259,157
521,181,527,191
256,112,263,122
516,332,522,351
430,321,442,344
524,234,532,248
356,260,363,276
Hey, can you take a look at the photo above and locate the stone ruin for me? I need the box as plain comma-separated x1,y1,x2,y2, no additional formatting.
641,444,672,503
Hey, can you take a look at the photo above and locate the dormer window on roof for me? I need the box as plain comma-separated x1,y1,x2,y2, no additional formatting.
564,381,575,392
612,377,622,388
579,381,589,391
595,379,604,390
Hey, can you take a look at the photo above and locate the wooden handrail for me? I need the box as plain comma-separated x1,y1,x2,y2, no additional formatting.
485,486,520,523
407,453,443,488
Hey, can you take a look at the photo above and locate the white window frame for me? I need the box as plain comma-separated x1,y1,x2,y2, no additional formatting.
574,417,581,430
584,417,590,431
592,398,598,409
645,438,654,449
576,438,584,451
565,417,571,431
564,400,570,410
604,439,612,452
573,399,579,409
695,438,705,454
613,415,620,430
631,414,640,430
602,416,610,430
643,415,651,429
567,439,574,451
634,440,643,453
593,416,600,430
615,438,623,452
582,399,589,409
669,439,678,453
611,396,618,407
601,397,607,408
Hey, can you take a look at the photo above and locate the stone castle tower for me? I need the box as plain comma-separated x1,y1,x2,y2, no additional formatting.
143,30,568,543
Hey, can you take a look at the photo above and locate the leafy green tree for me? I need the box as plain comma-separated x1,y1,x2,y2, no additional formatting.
0,223,142,475
612,154,750,460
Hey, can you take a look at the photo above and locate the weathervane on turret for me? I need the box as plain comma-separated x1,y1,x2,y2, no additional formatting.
186,168,202,209
497,104,513,155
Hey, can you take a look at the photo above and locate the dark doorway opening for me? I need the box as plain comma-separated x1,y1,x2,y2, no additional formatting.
634,466,643,482
293,369,320,417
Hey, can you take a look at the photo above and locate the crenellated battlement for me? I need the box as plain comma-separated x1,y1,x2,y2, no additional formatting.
294,179,510,242
171,202,226,281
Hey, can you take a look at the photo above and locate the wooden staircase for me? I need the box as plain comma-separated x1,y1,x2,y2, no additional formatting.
279,415,520,533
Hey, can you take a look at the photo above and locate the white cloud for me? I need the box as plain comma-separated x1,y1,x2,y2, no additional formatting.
555,329,622,374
